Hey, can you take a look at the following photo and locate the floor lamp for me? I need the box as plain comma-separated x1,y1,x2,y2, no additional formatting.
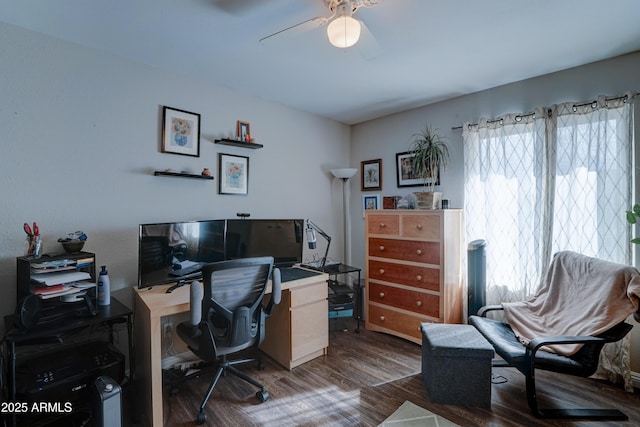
331,168,358,266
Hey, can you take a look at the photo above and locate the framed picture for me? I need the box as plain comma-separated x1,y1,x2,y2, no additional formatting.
237,120,251,142
361,159,382,191
395,151,440,187
362,194,380,217
161,106,200,157
218,153,249,195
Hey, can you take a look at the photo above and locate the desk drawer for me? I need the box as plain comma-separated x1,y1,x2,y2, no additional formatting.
368,260,440,291
369,282,439,318
369,238,439,264
290,281,327,307
368,304,425,341
366,215,400,236
401,214,440,239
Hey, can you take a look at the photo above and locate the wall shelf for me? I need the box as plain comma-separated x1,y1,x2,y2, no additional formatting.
214,138,263,149
154,171,214,180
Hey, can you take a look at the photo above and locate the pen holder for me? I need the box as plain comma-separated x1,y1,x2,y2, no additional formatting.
26,235,42,258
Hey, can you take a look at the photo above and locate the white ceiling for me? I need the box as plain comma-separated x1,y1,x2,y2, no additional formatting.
3,0,640,125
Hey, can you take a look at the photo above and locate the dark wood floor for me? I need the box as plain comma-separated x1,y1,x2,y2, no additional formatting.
153,319,640,426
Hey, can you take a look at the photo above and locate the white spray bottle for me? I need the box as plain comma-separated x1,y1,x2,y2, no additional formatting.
97,265,111,306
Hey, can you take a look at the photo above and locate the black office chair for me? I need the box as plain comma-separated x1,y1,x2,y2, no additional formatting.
174,257,282,425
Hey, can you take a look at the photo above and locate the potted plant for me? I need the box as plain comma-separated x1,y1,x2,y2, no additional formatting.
626,204,640,244
409,125,449,209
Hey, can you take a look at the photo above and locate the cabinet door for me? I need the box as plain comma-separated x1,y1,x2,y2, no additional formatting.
291,298,328,361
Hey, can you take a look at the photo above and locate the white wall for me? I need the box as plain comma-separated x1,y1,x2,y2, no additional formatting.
0,23,351,323
350,50,640,370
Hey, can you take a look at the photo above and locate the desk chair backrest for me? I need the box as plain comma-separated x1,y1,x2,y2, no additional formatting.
198,257,275,356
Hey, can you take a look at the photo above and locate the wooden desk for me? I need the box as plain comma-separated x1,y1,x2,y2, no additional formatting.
134,270,329,427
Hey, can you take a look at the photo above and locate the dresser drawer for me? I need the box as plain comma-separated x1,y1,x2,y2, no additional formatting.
401,214,440,239
368,304,425,341
369,238,440,264
369,282,439,318
366,214,400,236
368,260,439,291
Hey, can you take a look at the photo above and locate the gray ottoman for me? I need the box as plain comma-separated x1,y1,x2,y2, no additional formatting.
421,323,494,407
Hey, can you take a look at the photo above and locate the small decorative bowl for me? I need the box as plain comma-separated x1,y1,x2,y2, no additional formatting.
61,240,85,254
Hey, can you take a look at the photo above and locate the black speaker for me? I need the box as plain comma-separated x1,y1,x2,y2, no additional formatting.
14,294,41,329
467,239,487,318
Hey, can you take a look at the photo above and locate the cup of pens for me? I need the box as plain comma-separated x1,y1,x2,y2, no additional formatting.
24,222,42,258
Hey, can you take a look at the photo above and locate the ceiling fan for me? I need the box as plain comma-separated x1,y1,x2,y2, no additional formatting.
259,0,381,50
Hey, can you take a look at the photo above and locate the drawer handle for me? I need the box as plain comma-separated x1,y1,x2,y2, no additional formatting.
416,224,423,230
416,275,422,281
379,269,385,275
379,245,385,251
379,315,385,321
379,223,386,228
416,300,422,307
379,292,385,298
416,249,422,255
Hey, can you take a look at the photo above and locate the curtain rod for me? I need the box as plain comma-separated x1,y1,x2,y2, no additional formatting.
451,92,638,131
451,111,535,131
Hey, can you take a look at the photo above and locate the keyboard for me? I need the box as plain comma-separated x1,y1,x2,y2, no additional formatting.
169,263,203,277
279,267,322,282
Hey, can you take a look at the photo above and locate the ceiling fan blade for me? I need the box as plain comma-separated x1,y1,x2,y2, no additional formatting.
354,20,380,60
210,0,265,14
259,16,328,44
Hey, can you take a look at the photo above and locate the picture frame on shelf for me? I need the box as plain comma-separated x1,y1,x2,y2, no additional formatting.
396,151,440,187
361,158,382,191
362,194,380,217
219,153,249,195
237,120,251,142
161,106,200,157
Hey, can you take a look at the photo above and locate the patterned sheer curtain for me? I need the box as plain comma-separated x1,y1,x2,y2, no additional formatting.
463,109,549,304
463,93,634,305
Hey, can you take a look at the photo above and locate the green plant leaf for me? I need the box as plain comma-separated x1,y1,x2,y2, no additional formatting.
631,237,640,245
627,211,637,224
634,204,640,214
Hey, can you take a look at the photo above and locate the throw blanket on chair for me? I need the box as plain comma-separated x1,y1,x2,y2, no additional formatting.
503,251,640,356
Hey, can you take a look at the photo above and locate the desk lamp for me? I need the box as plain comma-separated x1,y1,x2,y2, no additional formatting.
330,168,358,266
306,219,332,268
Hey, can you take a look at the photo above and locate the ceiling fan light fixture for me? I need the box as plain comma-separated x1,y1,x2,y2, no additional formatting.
327,15,361,48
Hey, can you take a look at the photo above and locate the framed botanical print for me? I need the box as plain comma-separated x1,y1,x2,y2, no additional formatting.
218,153,249,195
395,151,439,187
361,158,382,191
161,106,200,157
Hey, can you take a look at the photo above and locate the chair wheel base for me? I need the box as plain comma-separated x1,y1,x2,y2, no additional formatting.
256,390,269,402
197,411,207,424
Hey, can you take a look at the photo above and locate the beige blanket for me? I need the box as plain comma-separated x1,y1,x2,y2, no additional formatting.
503,251,640,355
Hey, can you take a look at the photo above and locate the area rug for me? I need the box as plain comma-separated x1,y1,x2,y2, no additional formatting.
377,401,460,427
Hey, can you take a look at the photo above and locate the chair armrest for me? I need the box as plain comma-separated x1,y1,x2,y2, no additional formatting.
477,304,504,317
265,267,282,316
528,335,604,355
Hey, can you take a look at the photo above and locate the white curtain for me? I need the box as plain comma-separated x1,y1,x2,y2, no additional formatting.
464,93,634,304
463,92,635,390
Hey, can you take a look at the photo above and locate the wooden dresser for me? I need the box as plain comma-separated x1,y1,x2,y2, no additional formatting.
365,209,464,344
